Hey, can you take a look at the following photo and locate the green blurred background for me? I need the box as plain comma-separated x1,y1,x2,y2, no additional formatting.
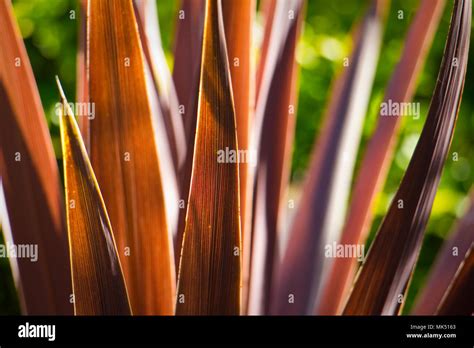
0,0,472,314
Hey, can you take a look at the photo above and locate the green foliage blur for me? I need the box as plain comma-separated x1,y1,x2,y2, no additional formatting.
1,0,472,314
295,0,474,313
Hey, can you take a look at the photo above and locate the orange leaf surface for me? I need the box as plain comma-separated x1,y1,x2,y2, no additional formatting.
176,0,241,315
57,78,131,315
88,0,175,315
221,0,255,314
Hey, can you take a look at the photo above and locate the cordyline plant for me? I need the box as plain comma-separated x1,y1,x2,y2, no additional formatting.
0,0,472,316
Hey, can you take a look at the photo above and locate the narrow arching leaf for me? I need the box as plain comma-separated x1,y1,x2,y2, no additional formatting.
413,189,474,314
56,78,131,316
221,0,255,314
318,0,446,315
0,0,72,315
176,0,241,315
88,0,175,315
343,0,471,315
273,0,386,315
247,0,305,315
436,244,474,315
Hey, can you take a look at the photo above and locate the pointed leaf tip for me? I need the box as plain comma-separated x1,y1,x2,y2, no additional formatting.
57,78,131,315
176,0,241,315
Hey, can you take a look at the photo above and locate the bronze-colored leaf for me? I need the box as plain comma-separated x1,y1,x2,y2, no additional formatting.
247,0,305,315
134,0,183,243
413,188,474,314
134,0,187,178
255,0,277,102
436,244,474,315
272,0,386,315
175,0,241,315
56,77,131,315
174,0,206,266
221,0,255,314
343,0,471,315
76,0,89,151
318,0,446,315
173,0,205,146
0,0,72,315
88,0,175,315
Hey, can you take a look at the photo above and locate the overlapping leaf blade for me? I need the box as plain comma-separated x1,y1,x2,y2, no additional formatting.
173,0,205,146
247,0,305,315
174,0,207,264
134,0,187,178
221,0,255,314
273,0,386,315
88,0,175,315
343,0,471,315
0,0,72,315
436,244,473,315
255,0,277,101
413,188,474,314
57,78,131,315
176,0,241,315
318,0,446,315
76,0,89,151
134,0,183,243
